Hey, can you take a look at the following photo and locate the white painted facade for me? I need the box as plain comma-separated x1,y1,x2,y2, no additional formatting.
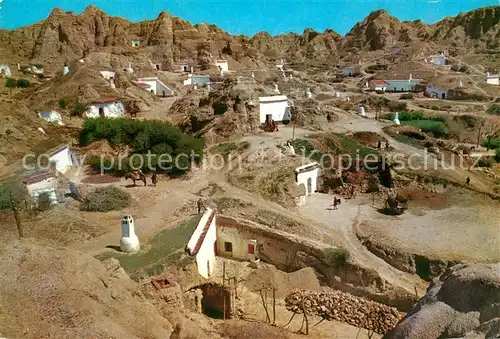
0,64,11,77
428,54,447,66
100,71,116,81
85,101,125,118
342,66,359,76
215,60,229,73
137,77,174,96
485,73,499,85
369,81,387,91
25,176,57,198
216,225,258,262
120,215,140,253
258,95,292,123
183,74,211,86
47,145,74,174
63,66,69,75
131,39,141,47
295,162,319,197
39,110,64,125
187,208,217,279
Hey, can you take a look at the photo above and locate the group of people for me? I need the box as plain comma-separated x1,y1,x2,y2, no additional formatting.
377,140,390,150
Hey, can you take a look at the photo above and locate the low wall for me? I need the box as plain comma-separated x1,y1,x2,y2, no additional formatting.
216,215,418,311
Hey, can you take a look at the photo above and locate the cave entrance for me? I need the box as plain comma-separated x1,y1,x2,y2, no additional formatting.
194,283,231,319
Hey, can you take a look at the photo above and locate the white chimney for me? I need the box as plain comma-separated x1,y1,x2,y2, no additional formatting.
393,112,401,125
251,72,255,79
120,215,140,252
273,83,280,94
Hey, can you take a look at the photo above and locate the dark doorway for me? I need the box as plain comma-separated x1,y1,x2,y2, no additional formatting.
162,90,166,97
441,93,446,99
195,283,231,319
156,64,160,71
307,177,312,194
98,107,105,118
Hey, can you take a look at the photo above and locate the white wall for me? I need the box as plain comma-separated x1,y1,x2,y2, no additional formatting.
295,166,319,195
183,74,211,86
343,67,358,76
215,61,229,72
370,83,386,91
138,78,174,96
0,65,11,77
429,56,446,66
85,102,125,118
195,216,217,278
26,177,57,197
216,226,257,261
486,77,499,85
39,110,64,125
49,147,73,174
259,97,291,123
100,71,116,80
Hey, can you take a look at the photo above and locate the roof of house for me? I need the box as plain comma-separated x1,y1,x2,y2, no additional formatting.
22,171,55,185
45,144,70,157
91,97,121,104
295,162,320,174
187,208,217,256
259,95,288,103
486,74,499,79
138,77,159,81
370,80,387,86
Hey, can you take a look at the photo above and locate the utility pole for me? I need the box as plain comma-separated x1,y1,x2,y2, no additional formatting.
10,192,23,238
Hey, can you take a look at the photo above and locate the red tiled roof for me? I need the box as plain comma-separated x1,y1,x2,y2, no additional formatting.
370,80,387,86
134,82,151,88
191,209,216,256
22,172,55,185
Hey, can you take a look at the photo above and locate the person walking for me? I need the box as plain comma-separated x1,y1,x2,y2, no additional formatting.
333,198,338,210
151,173,157,187
197,198,205,214
377,141,381,150
466,176,470,186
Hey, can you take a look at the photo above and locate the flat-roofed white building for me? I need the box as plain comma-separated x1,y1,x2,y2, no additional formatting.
215,60,229,73
137,77,174,97
258,95,292,124
295,162,320,201
183,74,211,86
485,72,499,85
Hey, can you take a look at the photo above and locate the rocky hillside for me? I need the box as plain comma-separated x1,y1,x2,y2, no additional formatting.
0,6,498,69
386,264,500,339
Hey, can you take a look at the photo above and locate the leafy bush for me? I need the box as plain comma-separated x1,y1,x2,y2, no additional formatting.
483,138,500,150
486,104,500,115
71,103,89,117
58,99,67,109
477,157,493,168
212,102,228,115
399,93,414,100
5,78,16,96
323,247,350,266
16,79,30,88
80,186,131,212
81,118,204,175
36,192,53,211
36,73,44,80
402,120,448,138
451,64,468,72
0,178,28,210
496,147,500,162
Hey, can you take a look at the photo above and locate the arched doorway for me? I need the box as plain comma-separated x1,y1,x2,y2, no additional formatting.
98,107,105,118
307,177,312,194
441,93,446,99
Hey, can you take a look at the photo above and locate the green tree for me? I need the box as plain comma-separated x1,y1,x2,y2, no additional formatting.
58,99,67,110
0,178,28,210
16,79,30,88
5,78,16,97
71,103,89,117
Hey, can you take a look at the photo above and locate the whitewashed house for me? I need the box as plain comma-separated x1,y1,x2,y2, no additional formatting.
258,95,292,124
186,208,217,278
215,60,229,73
369,80,387,91
342,66,360,77
85,98,125,118
137,77,174,97
100,71,115,81
39,110,64,125
428,53,447,67
131,39,141,47
46,144,75,174
183,74,211,86
22,171,58,204
294,162,320,205
0,64,11,77
187,209,259,279
485,72,499,85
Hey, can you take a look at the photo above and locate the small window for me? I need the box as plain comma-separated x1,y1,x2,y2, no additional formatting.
224,242,233,252
248,244,255,254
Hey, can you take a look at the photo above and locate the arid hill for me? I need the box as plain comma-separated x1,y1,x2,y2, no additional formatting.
0,6,498,70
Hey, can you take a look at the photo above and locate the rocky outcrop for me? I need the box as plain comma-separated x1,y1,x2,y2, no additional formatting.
285,289,404,335
386,264,500,339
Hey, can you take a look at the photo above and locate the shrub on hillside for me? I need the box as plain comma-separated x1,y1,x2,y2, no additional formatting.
0,178,28,210
81,118,204,175
71,103,89,117
323,247,350,266
486,104,500,115
399,93,414,100
495,148,500,162
80,186,131,212
482,138,500,150
16,79,30,88
58,99,67,109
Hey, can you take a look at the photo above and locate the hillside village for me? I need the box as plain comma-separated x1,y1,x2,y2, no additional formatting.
0,5,499,339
